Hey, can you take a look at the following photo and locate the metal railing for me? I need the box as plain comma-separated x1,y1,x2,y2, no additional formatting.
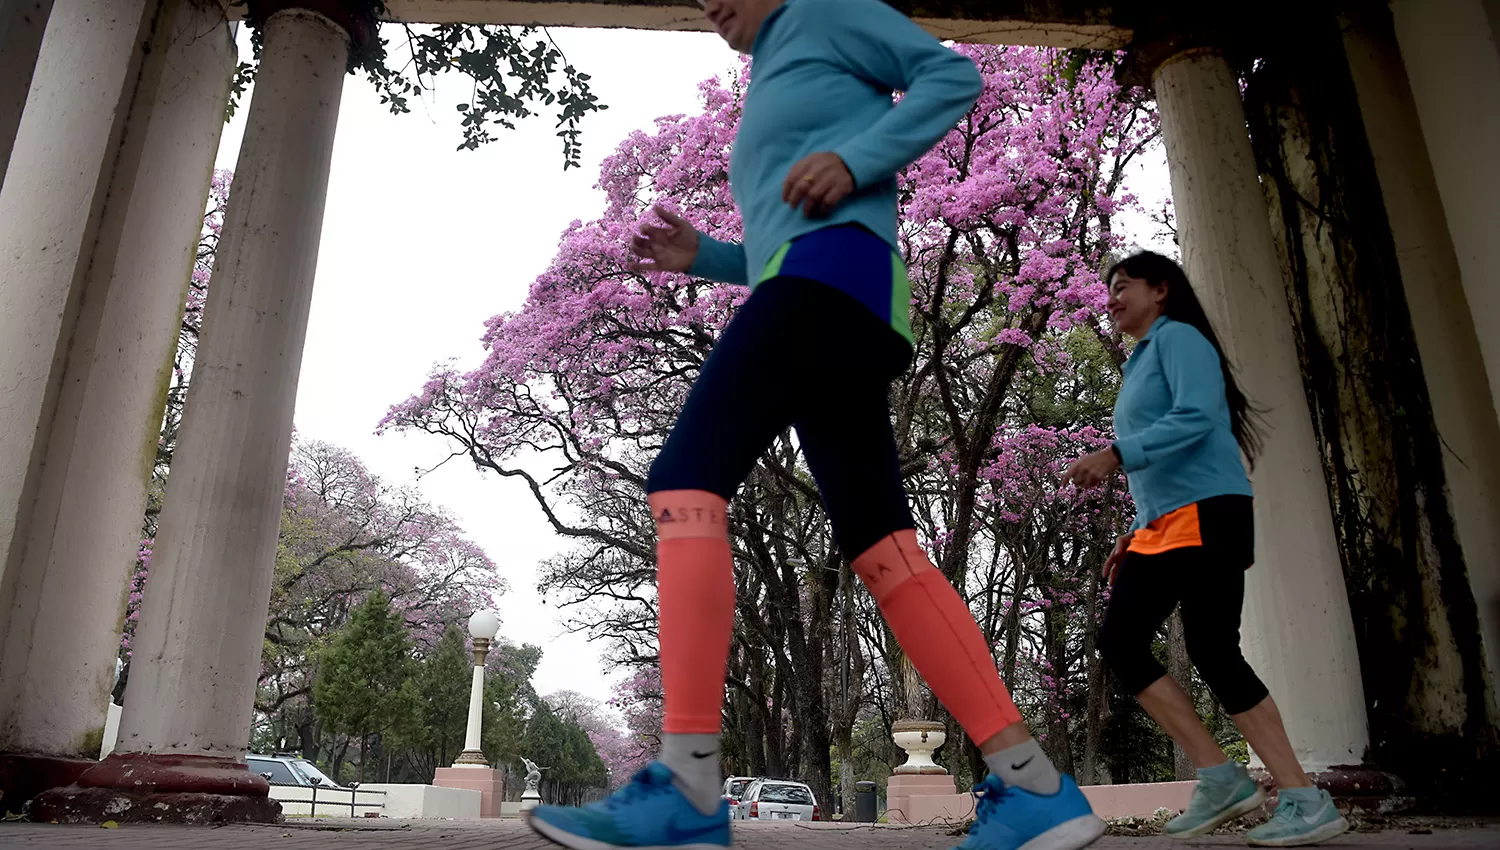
265,782,386,818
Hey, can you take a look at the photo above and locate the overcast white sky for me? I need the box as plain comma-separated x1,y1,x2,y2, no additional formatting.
213,25,1170,712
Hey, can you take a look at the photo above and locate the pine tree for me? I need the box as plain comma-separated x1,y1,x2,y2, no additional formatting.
389,625,472,776
521,700,609,805
314,591,420,782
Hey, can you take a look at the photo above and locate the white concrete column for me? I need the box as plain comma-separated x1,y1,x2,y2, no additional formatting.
462,664,486,756
0,0,55,190
1343,11,1500,705
0,0,155,640
454,632,490,765
1152,48,1371,771
1388,0,1500,426
0,0,235,758
115,8,349,758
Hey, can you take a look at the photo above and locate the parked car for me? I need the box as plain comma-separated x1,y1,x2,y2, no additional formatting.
247,753,384,818
737,779,819,822
722,776,758,819
246,753,344,788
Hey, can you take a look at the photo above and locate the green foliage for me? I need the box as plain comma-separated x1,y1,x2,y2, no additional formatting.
227,60,255,123
1103,687,1175,784
368,24,604,167
313,591,421,771
828,714,903,810
489,640,544,720
521,700,609,804
1222,737,1251,765
482,670,525,766
391,625,472,770
228,1,604,168
1022,328,1125,428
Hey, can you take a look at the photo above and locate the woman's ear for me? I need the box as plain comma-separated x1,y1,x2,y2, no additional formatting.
1151,282,1170,307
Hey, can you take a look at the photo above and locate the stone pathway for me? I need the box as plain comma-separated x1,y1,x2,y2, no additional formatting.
0,820,1497,849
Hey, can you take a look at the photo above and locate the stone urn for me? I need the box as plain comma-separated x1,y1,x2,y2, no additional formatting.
891,719,948,775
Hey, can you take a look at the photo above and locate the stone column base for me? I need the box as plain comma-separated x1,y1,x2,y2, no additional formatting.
0,754,94,813
1250,765,1412,814
26,753,280,824
434,766,505,818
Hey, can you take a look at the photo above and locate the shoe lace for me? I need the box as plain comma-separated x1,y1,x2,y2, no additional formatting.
1272,794,1305,820
971,775,1014,825
607,765,672,809
1189,776,1231,812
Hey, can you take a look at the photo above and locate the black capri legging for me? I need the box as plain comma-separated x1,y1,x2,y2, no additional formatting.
1097,495,1271,715
646,275,914,560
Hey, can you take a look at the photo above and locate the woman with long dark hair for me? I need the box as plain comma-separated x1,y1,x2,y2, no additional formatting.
1064,251,1347,847
526,1,1107,849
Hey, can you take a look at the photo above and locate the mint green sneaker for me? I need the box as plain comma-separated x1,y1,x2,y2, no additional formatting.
1164,763,1267,839
1246,789,1349,847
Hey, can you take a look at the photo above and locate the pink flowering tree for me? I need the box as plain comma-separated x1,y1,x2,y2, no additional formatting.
142,168,232,538
972,423,1131,780
603,667,663,783
547,687,656,788
254,438,506,762
384,46,1161,794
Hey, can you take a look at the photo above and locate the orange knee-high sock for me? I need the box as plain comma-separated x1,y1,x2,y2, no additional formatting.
853,529,1023,743
650,489,735,735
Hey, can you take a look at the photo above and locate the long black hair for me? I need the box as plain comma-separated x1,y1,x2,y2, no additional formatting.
1105,251,1265,467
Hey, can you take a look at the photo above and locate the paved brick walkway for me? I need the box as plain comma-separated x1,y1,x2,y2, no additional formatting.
1,820,1497,849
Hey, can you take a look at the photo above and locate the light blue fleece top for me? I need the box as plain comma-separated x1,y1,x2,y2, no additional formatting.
1113,315,1254,531
688,0,983,286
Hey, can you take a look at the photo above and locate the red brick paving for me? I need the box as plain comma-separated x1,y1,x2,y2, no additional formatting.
0,820,1497,849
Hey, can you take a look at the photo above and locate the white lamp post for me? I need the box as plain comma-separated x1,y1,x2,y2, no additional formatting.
453,609,500,767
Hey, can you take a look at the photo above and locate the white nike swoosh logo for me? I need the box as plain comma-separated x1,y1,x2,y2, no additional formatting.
1300,803,1329,824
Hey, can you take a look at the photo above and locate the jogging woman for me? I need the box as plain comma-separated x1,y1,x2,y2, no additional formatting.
526,1,1105,849
1063,251,1348,847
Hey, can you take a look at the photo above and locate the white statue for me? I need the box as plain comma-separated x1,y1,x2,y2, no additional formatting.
521,756,547,795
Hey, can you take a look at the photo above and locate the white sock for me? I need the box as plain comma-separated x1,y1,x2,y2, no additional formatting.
983,738,1063,795
658,733,723,815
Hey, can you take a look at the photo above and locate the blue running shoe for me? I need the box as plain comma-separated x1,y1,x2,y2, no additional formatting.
1164,761,1266,839
955,774,1106,850
1246,788,1349,847
527,761,731,850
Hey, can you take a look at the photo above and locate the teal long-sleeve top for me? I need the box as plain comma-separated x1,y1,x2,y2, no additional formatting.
1113,316,1254,531
688,0,983,285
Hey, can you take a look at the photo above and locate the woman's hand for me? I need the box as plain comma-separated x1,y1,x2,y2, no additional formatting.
783,152,855,218
628,205,700,273
1062,447,1121,488
1102,532,1134,585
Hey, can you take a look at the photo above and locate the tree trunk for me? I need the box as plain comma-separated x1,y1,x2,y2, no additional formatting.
358,732,368,784
1166,611,1196,781
830,567,862,814
1001,556,1028,684
765,666,785,777
724,652,747,778
744,655,769,777
1042,601,1076,775
786,566,834,814
1080,561,1109,785
935,311,1054,585
331,738,349,784
965,736,986,786
297,716,319,763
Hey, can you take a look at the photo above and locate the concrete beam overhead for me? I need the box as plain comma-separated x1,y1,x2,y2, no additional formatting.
227,0,1132,48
